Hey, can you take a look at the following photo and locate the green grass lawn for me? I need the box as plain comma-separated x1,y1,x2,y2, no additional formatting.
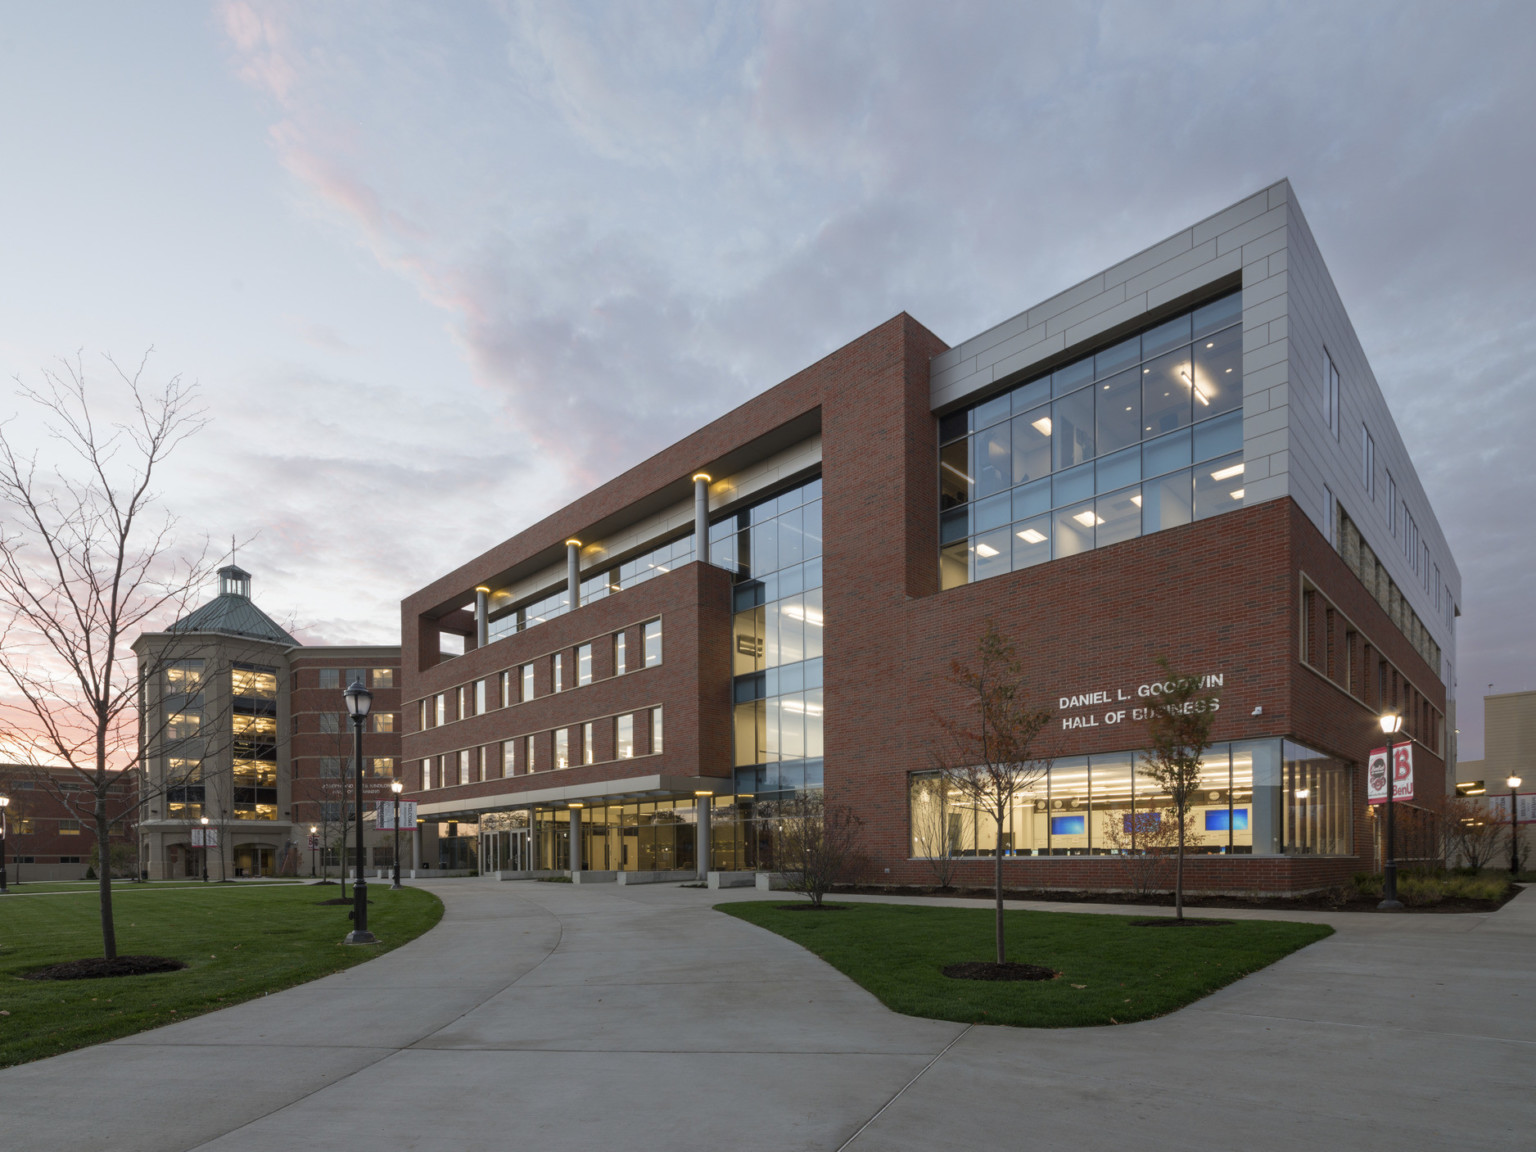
0,883,443,1067
721,901,1332,1028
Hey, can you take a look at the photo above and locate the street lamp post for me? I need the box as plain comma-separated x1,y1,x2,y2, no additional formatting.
343,679,377,944
390,779,404,890
1378,713,1404,911
199,815,210,883
0,794,10,893
309,825,318,878
1507,775,1523,877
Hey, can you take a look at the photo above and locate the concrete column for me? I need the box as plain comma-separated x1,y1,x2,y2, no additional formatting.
566,539,581,609
568,807,582,873
692,473,711,562
695,793,711,879
474,587,489,648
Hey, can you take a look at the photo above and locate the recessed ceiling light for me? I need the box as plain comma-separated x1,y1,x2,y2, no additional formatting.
975,542,1000,557
1225,368,1233,373
1017,528,1047,544
1230,488,1245,500
1143,368,1150,374
1206,342,1215,348
1072,510,1103,527
1131,494,1142,507
1125,405,1132,411
1211,464,1244,480
1032,417,1052,435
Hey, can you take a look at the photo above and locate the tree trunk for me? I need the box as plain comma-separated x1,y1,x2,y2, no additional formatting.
96,797,117,959
1175,809,1185,922
995,811,1005,964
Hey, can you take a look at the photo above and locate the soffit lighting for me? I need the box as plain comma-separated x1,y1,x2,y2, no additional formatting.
1032,417,1052,435
975,542,1000,557
692,472,712,483
1017,528,1047,544
1211,464,1244,481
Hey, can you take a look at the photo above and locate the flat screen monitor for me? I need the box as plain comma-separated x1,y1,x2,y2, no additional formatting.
1050,815,1085,836
1123,812,1162,833
1205,807,1249,832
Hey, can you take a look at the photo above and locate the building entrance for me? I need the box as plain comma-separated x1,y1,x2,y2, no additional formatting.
234,845,275,877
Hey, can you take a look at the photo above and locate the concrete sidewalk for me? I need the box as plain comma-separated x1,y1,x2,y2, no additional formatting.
0,880,1531,1151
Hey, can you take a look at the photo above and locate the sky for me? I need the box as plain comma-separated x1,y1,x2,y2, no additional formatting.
0,1,1532,758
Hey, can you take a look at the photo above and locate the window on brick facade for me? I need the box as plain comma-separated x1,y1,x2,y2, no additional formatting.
615,630,628,674
553,652,565,692
458,749,471,785
651,707,663,755
522,663,535,702
554,729,569,769
617,714,634,759
319,712,340,735
644,620,662,668
371,668,394,688
581,721,594,765
319,668,340,690
577,643,592,687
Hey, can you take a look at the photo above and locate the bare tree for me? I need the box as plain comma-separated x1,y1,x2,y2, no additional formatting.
0,351,215,957
933,623,1053,964
1441,795,1504,872
1139,661,1219,921
909,774,962,889
1098,807,1181,898
770,793,865,908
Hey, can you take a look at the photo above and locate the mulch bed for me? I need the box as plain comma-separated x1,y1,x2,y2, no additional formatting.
1129,917,1233,927
943,961,1057,982
23,956,187,981
833,883,1521,914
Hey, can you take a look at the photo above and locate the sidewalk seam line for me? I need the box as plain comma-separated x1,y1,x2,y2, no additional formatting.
836,1024,973,1151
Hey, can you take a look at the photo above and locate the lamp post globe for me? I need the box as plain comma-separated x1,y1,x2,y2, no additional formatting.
343,680,377,944
1377,712,1404,911
1508,775,1523,876
309,824,318,878
390,779,404,890
0,794,10,894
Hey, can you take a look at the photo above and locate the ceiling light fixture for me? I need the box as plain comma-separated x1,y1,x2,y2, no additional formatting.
1131,494,1142,507
975,542,1000,557
1230,488,1245,500
942,461,974,483
1017,528,1047,544
1210,464,1244,481
1032,417,1052,436
1072,510,1103,527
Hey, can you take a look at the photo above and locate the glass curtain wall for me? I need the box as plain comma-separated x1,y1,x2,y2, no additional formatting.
711,477,825,799
231,663,279,820
908,739,1349,858
941,291,1244,589
529,799,700,872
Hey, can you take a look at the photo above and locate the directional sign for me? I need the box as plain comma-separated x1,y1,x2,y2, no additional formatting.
1367,744,1413,804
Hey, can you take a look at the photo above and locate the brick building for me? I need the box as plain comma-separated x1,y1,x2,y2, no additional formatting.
135,567,408,879
399,181,1459,895
0,764,135,882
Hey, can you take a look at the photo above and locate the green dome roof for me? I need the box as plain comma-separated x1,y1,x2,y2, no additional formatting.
167,566,296,645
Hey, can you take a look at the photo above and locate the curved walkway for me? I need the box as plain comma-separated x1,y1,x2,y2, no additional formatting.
1,880,1532,1151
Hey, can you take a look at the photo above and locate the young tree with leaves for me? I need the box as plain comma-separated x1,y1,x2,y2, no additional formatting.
934,623,1053,964
0,351,216,957
1139,661,1219,921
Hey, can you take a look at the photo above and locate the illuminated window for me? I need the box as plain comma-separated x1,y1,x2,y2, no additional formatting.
526,734,537,772
59,819,81,835
474,680,487,715
165,659,204,691
554,729,569,769
370,757,396,778
553,653,565,692
167,712,201,739
458,749,471,785
232,665,277,699
615,630,628,674
577,643,592,687
644,620,662,668
617,714,634,759
651,707,663,755
499,670,511,708
372,712,395,733
434,694,446,726
581,721,594,766
521,664,535,702
371,668,394,688
421,759,432,790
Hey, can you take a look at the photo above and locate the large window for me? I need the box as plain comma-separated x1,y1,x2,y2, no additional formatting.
907,738,1350,858
577,643,592,687
617,714,634,759
715,477,825,797
940,293,1243,589
644,620,662,668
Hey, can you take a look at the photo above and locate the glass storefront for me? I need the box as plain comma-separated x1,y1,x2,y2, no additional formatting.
908,738,1352,858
